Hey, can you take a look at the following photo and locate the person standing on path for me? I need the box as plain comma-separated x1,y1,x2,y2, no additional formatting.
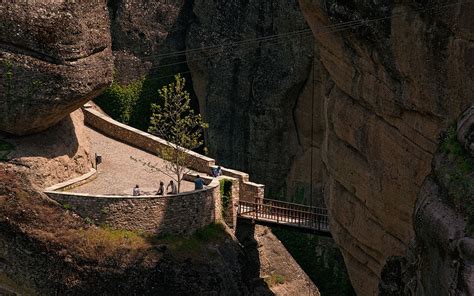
166,180,177,194
194,175,204,190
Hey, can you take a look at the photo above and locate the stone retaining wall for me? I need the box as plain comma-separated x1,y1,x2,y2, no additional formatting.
45,179,221,235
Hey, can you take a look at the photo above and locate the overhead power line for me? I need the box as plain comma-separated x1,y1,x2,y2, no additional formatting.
1,0,471,81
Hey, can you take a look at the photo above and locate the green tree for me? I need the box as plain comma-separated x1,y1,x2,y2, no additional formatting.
147,74,208,192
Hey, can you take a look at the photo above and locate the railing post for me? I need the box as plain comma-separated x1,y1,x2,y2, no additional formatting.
255,202,258,221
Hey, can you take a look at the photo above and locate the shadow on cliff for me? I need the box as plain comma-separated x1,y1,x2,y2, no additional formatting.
235,219,275,295
0,114,80,160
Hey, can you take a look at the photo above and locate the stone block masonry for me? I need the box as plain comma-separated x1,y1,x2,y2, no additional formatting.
46,179,221,235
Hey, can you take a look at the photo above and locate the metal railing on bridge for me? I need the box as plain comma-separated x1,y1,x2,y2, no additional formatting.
237,198,330,236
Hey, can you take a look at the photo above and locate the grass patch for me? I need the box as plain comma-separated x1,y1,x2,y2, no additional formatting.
0,139,14,161
148,223,226,259
264,273,285,287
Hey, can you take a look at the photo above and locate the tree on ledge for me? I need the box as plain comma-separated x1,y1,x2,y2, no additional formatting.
145,74,208,193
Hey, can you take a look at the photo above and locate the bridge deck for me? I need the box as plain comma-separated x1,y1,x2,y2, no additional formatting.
237,198,331,236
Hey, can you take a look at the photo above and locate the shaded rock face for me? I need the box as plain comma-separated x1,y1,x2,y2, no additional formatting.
0,1,113,135
0,109,93,188
187,0,323,202
379,148,474,295
298,0,474,294
458,106,474,156
108,0,192,84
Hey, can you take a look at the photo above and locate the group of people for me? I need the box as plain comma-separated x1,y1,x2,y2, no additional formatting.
131,166,222,196
132,180,177,196
132,174,206,196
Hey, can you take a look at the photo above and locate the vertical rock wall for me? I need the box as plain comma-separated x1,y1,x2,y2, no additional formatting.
299,0,473,294
186,0,322,203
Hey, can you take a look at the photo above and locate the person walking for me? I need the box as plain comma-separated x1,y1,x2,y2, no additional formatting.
156,181,164,195
194,175,204,190
166,180,177,194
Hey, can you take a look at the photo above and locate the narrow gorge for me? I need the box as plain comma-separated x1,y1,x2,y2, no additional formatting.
0,0,473,295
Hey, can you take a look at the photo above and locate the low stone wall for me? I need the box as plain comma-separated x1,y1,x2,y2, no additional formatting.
83,106,215,173
45,179,221,235
221,167,264,202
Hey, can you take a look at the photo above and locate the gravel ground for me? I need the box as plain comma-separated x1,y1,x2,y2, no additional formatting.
70,126,195,195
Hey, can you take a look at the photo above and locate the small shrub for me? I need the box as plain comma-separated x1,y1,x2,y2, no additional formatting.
94,78,144,125
220,179,233,218
84,217,93,225
62,203,72,210
264,273,286,287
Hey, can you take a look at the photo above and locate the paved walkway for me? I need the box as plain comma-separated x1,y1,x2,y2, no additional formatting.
70,126,195,195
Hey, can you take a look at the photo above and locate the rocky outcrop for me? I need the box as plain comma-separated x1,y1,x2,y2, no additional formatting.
0,1,113,135
0,109,92,188
298,0,474,294
186,0,323,202
379,132,474,295
236,222,320,295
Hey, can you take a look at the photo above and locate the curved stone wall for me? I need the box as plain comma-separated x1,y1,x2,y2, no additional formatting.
46,179,221,235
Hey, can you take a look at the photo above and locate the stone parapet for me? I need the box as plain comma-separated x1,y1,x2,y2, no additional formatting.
45,178,221,235
83,106,215,173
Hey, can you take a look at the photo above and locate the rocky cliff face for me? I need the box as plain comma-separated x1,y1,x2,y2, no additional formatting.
187,0,324,203
298,0,473,294
0,1,113,135
379,115,474,295
103,0,325,203
108,0,191,84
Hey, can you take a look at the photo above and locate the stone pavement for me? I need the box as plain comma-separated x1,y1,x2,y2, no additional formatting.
69,126,195,195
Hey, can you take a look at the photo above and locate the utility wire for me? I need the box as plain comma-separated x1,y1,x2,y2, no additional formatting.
2,0,470,81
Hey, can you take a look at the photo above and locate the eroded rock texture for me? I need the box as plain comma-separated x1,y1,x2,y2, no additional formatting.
108,0,191,84
0,1,113,135
379,145,474,295
298,0,474,294
187,0,324,202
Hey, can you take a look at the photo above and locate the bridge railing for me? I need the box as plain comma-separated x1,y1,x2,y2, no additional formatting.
237,198,329,231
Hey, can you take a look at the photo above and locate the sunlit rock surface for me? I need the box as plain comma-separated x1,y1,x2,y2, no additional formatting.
0,1,113,135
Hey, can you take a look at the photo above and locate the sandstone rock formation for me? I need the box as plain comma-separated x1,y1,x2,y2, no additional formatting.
0,1,113,135
186,0,324,203
298,0,474,294
0,109,93,188
379,143,474,295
